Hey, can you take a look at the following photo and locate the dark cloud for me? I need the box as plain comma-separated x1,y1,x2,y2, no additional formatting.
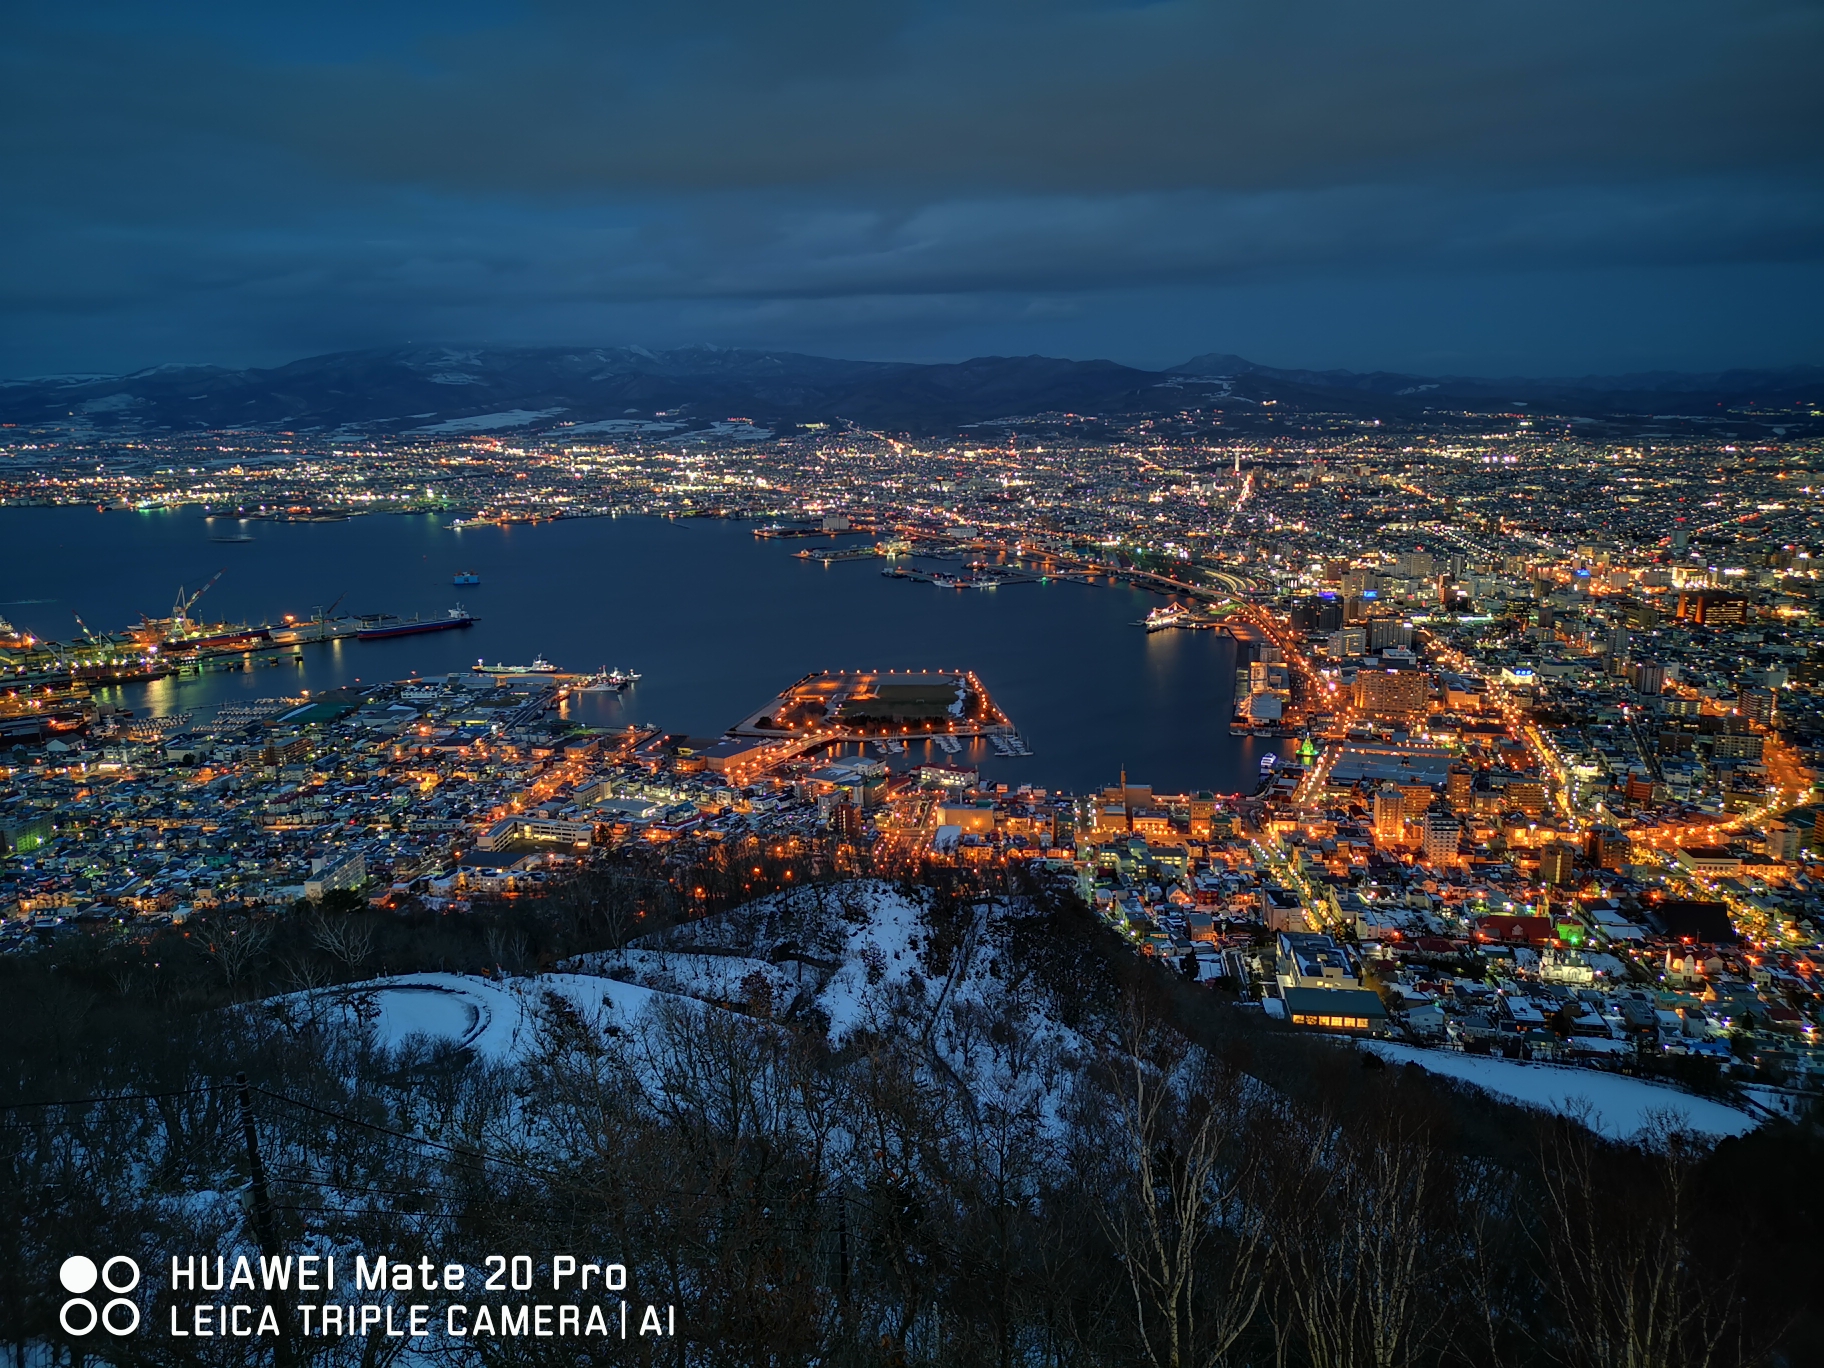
0,0,1819,376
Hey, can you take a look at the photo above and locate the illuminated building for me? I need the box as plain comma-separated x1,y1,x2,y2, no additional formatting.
1372,782,1404,844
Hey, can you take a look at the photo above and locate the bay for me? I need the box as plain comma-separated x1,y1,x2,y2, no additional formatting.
0,507,1263,794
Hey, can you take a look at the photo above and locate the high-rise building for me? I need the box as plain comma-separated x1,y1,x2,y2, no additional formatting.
1396,551,1435,578
1764,822,1802,862
1738,687,1776,726
1632,660,1666,696
1353,668,1431,721
1675,591,1748,626
1504,779,1548,817
1372,783,1405,845
828,798,864,838
1539,842,1576,886
1422,811,1460,864
1446,765,1473,811
1584,826,1631,871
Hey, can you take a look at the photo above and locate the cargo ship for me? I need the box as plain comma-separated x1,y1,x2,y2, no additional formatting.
166,626,273,652
356,606,475,640
453,571,480,585
472,656,558,675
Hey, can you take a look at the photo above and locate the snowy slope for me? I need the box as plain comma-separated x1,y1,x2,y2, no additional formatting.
278,885,1763,1147
561,948,797,1012
1366,1041,1758,1142
625,881,1096,1129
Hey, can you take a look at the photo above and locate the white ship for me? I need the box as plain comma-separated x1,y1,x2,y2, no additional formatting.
472,656,559,675
579,667,642,691
1143,602,1193,632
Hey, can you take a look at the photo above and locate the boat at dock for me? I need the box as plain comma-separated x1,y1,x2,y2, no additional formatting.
166,625,273,652
579,667,642,691
883,566,1007,589
1143,603,1193,632
793,544,883,564
356,606,475,640
473,656,559,675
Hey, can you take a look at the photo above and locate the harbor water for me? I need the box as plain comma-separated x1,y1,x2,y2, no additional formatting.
0,507,1264,793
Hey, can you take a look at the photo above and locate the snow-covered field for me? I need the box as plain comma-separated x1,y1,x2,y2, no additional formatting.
307,971,678,1061
1365,1041,1760,1141
413,407,564,434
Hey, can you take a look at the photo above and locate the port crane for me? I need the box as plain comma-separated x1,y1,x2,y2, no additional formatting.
71,611,101,645
171,569,225,629
310,591,349,642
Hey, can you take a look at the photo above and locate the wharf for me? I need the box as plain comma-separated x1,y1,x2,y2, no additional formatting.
794,544,885,564
2,601,477,691
720,669,1018,784
881,565,1033,589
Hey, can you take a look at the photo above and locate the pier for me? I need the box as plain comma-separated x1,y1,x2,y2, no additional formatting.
0,590,478,706
710,668,1020,782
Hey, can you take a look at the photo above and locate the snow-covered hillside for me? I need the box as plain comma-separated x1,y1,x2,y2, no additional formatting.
287,882,1760,1144
1365,1041,1758,1142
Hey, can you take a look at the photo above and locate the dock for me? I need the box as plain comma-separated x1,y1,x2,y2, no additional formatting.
706,668,1020,782
794,544,885,564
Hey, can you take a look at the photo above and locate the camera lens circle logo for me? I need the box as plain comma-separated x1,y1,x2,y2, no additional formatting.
58,1255,140,1336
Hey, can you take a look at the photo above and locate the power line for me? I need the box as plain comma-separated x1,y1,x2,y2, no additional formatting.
0,1084,214,1112
265,1169,467,1203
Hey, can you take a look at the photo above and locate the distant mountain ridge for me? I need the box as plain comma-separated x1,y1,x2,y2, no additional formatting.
1171,352,1824,402
1,344,1816,437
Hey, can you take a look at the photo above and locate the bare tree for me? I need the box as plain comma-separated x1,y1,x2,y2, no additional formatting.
206,920,271,996
1269,1109,1456,1368
1536,1115,1745,1368
310,911,373,973
483,921,528,974
281,951,335,995
1090,1003,1268,1368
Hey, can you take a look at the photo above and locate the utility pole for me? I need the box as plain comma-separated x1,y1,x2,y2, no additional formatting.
836,1184,850,1325
234,1073,279,1259
235,1073,293,1368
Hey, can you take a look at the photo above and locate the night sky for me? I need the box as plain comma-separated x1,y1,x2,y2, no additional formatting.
3,0,1820,378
